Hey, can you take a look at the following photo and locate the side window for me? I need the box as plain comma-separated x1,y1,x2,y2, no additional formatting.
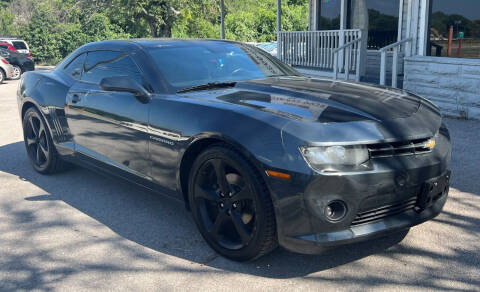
64,53,86,80
82,51,145,86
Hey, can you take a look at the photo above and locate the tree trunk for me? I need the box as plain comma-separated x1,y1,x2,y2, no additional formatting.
148,20,158,37
159,24,172,38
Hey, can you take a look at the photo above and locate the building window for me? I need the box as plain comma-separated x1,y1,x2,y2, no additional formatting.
366,0,400,49
319,0,342,30
429,0,480,58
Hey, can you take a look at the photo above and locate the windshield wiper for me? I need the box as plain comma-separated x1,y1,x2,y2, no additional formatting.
177,82,237,93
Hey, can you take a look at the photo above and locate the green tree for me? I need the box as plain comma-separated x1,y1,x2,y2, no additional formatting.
0,7,17,35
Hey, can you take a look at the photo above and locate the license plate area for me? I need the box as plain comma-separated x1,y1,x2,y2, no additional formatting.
416,170,451,211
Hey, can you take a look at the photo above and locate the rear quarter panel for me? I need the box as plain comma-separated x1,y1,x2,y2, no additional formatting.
19,71,73,145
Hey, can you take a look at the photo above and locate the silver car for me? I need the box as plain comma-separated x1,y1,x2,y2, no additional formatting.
0,56,14,83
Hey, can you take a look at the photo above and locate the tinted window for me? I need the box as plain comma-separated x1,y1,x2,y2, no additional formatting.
12,41,27,50
0,45,8,49
319,0,341,30
82,51,144,85
147,42,299,90
64,53,85,79
366,0,400,49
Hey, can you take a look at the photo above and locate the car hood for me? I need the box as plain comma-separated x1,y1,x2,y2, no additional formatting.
215,76,423,122
188,76,442,143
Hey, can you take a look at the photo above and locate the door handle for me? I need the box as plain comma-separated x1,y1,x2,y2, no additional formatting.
71,94,81,104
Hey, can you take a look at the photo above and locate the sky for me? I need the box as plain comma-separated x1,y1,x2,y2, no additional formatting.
432,0,480,20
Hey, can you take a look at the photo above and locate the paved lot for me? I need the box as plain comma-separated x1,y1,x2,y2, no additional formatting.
0,77,479,291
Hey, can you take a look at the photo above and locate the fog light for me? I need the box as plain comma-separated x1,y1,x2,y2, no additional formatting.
324,201,347,222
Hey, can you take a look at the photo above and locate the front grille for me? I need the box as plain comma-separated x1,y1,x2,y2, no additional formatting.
351,197,417,226
367,137,432,158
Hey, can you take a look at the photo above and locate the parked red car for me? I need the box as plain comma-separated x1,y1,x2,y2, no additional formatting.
0,42,18,53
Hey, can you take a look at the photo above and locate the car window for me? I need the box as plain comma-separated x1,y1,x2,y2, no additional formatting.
12,41,27,50
0,44,8,49
64,53,86,80
82,51,145,86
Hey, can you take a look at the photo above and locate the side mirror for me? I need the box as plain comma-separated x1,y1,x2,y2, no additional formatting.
100,76,151,103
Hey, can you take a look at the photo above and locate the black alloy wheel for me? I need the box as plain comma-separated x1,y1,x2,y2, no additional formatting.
189,145,277,261
22,107,66,174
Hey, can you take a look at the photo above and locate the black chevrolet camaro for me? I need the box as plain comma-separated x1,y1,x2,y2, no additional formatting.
17,40,451,261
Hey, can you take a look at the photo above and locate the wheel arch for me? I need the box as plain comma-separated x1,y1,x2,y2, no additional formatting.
178,134,268,211
21,101,37,119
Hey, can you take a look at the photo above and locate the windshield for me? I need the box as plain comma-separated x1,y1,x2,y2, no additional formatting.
147,41,299,91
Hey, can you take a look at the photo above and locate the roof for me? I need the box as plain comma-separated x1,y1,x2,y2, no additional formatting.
80,38,239,51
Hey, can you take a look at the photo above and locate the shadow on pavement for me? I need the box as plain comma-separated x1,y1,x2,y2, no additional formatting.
0,142,409,277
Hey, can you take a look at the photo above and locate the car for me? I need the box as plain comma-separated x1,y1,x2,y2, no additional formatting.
0,38,31,56
0,48,35,80
0,56,14,83
17,39,452,261
0,42,18,53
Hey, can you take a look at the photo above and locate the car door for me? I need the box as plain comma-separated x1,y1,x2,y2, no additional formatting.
65,50,151,178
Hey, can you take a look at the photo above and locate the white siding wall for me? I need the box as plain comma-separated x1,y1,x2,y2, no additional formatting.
404,56,480,119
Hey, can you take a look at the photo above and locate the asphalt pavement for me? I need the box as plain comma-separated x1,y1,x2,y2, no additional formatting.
0,76,479,291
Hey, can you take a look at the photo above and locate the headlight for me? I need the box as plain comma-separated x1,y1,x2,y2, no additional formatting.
300,145,370,171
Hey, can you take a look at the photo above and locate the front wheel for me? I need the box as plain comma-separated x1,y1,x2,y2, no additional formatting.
11,65,22,80
188,145,277,261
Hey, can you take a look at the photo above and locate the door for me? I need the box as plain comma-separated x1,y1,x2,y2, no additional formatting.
65,50,151,177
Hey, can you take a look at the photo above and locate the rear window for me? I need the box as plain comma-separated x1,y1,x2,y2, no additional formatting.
0,44,8,49
12,41,27,50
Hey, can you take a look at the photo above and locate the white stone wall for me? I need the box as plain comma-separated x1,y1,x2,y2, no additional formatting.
404,56,480,119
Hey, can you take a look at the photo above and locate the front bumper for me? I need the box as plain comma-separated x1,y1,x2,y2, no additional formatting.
266,126,451,255
279,171,449,254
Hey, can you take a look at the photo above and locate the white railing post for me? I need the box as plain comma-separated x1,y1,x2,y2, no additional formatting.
380,51,387,86
379,37,412,88
356,41,361,82
333,51,338,80
345,46,351,81
392,46,399,88
332,35,364,81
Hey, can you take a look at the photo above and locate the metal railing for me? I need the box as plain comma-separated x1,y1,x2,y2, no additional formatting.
333,36,364,82
379,37,412,88
278,29,362,72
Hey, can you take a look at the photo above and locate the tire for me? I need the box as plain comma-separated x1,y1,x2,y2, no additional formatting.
0,68,5,84
188,145,277,261
22,107,67,174
11,65,22,80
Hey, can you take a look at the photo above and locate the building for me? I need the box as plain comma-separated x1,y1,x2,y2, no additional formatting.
276,0,480,119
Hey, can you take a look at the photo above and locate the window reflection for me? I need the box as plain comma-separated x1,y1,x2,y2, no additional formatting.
429,0,480,58
319,0,342,30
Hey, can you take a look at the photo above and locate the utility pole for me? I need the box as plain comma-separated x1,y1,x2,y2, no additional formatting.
277,0,282,37
220,0,225,39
